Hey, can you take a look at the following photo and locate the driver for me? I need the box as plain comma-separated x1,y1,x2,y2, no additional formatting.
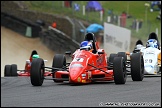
80,41,93,52
133,44,146,53
25,54,40,70
29,54,40,66
136,44,145,49
146,39,158,49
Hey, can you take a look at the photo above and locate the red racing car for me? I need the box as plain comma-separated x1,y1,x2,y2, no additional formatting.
30,33,144,86
4,50,51,77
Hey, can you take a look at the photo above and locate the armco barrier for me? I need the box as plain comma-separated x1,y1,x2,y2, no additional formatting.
39,26,80,53
1,12,41,38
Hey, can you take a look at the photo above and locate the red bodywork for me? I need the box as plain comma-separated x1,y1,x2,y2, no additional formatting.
17,56,31,76
18,56,51,77
55,49,114,84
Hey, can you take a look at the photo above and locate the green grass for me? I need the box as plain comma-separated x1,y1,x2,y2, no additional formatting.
24,1,161,41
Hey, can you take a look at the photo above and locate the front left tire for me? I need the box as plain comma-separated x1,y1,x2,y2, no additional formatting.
113,57,127,84
30,58,45,86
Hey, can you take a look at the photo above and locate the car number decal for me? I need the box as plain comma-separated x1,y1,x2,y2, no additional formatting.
73,58,84,62
145,59,153,63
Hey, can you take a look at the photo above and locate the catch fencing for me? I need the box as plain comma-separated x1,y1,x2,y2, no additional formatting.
29,1,161,42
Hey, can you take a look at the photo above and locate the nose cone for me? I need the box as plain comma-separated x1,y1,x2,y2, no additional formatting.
69,68,84,83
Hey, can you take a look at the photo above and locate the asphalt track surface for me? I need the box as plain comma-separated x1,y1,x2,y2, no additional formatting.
1,76,161,107
1,26,161,107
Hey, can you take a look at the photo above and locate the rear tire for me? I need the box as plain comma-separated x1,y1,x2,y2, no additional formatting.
11,64,18,76
30,58,45,86
4,65,11,76
52,54,66,82
108,54,118,69
131,53,144,81
117,52,127,62
113,57,127,84
109,54,118,63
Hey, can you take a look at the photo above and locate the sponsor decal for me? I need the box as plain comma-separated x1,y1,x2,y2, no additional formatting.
82,80,86,83
82,74,86,79
97,56,104,66
144,65,153,68
146,51,155,55
82,74,86,77
70,64,83,68
105,34,123,49
77,77,81,82
88,71,91,79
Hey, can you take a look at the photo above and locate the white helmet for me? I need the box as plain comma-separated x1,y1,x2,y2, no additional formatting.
136,44,144,49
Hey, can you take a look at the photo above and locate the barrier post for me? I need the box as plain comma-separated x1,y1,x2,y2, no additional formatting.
26,26,32,37
83,5,85,16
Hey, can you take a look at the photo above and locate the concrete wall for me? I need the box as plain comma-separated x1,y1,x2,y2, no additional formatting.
1,12,41,38
1,1,89,40
40,26,80,53
1,1,73,38
1,1,80,54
